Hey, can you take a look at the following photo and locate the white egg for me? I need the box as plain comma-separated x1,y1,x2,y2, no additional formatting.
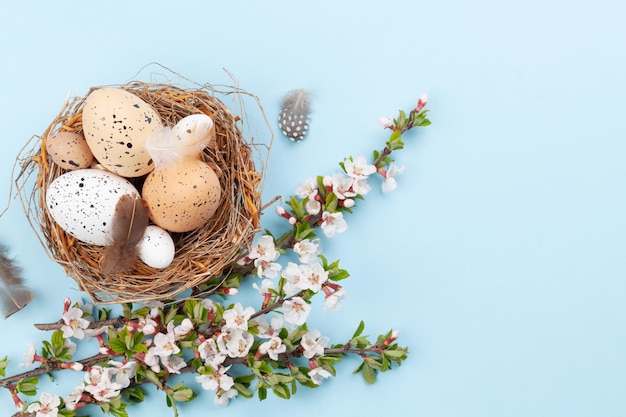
138,225,175,269
46,169,140,245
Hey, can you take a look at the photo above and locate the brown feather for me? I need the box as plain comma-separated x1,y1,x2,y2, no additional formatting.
101,194,150,274
0,243,34,318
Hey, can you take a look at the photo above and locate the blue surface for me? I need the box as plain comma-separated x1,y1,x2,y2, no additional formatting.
1,1,626,416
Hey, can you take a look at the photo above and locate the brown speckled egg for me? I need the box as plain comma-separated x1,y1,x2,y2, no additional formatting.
46,132,94,170
82,88,163,177
142,159,221,233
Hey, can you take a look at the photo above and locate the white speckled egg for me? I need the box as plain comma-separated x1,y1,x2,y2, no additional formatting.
138,225,176,269
142,159,222,233
46,131,94,170
46,169,140,245
82,88,163,177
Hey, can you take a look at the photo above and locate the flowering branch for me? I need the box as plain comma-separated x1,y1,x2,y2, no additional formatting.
1,97,429,417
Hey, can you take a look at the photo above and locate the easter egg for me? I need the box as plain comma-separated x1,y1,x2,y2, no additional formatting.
46,131,94,170
46,168,140,245
138,225,176,269
142,159,222,233
82,88,163,177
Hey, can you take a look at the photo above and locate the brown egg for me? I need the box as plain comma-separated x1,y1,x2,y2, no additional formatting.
142,158,221,233
45,132,94,170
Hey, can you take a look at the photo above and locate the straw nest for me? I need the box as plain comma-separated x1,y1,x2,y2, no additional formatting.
16,78,271,304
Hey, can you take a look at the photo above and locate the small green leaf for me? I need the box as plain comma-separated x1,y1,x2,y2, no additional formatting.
352,321,365,338
0,356,8,377
258,386,267,401
360,361,377,384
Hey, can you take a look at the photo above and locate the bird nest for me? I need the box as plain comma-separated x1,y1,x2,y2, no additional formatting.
14,75,272,304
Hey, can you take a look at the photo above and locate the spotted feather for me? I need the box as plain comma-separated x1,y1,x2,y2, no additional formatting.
278,89,312,142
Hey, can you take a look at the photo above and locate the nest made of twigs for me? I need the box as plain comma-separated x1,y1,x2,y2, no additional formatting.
15,76,271,304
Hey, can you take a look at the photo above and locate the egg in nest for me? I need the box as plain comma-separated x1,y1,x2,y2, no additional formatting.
142,158,221,233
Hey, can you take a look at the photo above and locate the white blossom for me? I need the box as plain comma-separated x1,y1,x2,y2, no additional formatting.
197,338,226,368
281,262,306,295
343,155,376,180
300,262,329,293
26,392,61,417
61,307,90,340
222,303,255,331
217,327,254,358
258,336,287,360
63,386,85,411
320,211,348,238
309,367,333,385
254,315,284,339
301,329,329,359
293,238,321,264
381,163,405,193
295,177,318,199
283,297,311,326
20,342,37,368
108,360,137,388
249,235,279,262
195,365,234,391
323,288,347,312
214,388,238,407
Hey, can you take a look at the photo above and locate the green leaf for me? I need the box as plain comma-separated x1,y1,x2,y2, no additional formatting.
108,338,127,355
234,382,254,398
122,386,145,403
271,383,291,399
16,377,39,396
258,386,267,401
172,388,195,402
0,356,8,377
352,321,365,338
360,361,377,384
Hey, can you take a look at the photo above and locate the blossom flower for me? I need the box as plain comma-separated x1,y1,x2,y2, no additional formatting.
84,376,122,402
214,388,238,407
254,315,284,339
281,262,306,296
305,197,321,215
108,360,137,388
300,329,329,359
144,347,161,373
320,211,348,238
248,235,279,262
252,278,275,295
217,327,254,358
195,365,234,391
223,303,255,331
328,172,357,200
343,155,376,180
379,116,395,129
258,336,287,360
153,330,180,358
381,163,406,193
254,257,282,279
308,367,333,385
20,342,38,368
300,262,329,293
163,355,187,374
197,338,226,368
293,238,321,264
26,392,61,417
323,287,346,312
136,316,158,335
283,297,311,326
61,307,90,340
295,177,318,199
173,318,194,339
351,178,372,196
63,386,85,411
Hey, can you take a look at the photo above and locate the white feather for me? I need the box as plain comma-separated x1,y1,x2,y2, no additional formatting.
145,114,214,169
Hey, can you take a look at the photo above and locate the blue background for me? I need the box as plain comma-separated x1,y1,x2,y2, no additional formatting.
1,1,625,416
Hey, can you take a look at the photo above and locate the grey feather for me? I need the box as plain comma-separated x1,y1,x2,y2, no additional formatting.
278,89,312,142
0,243,34,318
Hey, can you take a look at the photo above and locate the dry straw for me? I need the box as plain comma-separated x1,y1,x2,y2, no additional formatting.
13,67,273,304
